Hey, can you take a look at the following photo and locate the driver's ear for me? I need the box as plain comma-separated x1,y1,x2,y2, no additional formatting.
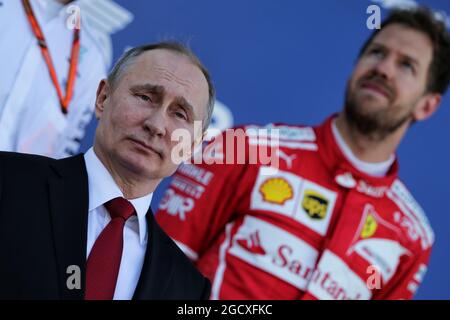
412,93,441,122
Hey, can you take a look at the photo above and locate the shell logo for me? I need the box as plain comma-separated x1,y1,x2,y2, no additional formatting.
259,178,294,205
361,213,378,239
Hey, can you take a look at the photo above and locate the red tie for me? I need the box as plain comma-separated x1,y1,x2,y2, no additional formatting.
85,197,136,300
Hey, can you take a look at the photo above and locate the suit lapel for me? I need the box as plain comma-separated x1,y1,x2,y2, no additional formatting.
48,154,89,300
133,208,175,300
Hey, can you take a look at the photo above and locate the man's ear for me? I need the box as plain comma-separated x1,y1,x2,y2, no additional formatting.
413,93,441,122
95,79,110,120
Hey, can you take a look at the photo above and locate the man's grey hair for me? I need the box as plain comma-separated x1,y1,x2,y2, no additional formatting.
107,42,215,132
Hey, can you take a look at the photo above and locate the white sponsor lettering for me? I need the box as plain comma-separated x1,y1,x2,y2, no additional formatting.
414,264,428,283
350,238,409,283
407,263,427,294
388,180,434,249
357,180,387,198
171,176,205,199
159,189,194,221
177,164,214,186
307,250,372,300
249,138,318,151
228,216,319,291
407,281,418,294
245,124,316,142
393,211,420,242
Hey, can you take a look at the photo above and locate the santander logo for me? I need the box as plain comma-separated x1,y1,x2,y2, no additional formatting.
271,244,315,282
230,218,319,291
236,230,266,255
236,230,314,283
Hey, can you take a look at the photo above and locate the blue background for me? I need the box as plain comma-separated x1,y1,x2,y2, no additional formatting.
81,0,450,299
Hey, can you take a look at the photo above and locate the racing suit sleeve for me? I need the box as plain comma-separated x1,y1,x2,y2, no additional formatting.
373,247,432,300
155,130,253,262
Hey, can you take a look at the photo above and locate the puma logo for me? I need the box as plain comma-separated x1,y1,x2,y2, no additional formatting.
276,149,297,168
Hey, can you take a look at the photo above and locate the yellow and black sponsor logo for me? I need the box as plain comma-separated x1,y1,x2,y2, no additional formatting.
302,189,328,220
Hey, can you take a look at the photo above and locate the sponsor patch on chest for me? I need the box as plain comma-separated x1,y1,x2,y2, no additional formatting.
228,216,319,290
251,166,337,236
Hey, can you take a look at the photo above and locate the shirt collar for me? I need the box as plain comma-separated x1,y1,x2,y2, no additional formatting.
84,147,152,245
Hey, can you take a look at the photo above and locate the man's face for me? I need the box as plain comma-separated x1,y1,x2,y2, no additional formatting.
94,49,209,182
345,24,434,139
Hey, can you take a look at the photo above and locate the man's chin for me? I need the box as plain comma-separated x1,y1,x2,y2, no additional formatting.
350,99,391,118
116,152,157,177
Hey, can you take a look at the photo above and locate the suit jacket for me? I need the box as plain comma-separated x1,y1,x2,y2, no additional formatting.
0,152,211,300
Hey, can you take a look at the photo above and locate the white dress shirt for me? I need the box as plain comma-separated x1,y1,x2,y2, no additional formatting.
84,147,153,300
332,119,395,177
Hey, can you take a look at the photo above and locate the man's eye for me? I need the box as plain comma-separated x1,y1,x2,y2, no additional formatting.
400,60,414,72
175,111,187,120
137,94,151,102
368,48,384,57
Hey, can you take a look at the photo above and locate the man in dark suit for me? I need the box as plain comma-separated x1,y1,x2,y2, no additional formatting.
0,42,215,300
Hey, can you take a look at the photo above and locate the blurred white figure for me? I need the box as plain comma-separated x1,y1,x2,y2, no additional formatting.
0,0,132,158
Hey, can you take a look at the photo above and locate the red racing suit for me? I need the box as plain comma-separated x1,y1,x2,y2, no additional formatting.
155,116,434,300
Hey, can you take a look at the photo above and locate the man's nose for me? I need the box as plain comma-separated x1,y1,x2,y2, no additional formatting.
143,108,167,137
372,56,396,80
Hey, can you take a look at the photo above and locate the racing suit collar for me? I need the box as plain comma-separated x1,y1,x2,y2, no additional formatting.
316,114,399,190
